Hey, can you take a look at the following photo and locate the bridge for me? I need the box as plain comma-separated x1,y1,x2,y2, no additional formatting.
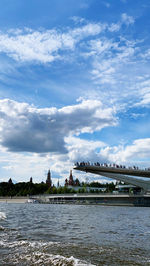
74,163,150,192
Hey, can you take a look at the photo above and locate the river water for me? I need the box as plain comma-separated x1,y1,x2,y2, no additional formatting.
0,203,150,265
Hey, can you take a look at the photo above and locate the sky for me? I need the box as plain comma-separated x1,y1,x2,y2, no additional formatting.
0,0,150,184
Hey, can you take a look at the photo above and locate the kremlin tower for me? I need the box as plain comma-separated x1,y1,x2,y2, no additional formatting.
46,169,52,187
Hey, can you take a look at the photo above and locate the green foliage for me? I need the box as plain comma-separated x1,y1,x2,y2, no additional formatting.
105,182,116,192
0,182,49,196
0,180,116,196
74,178,80,186
89,181,105,188
77,187,86,193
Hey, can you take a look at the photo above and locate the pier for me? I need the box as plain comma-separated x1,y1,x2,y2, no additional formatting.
31,193,150,207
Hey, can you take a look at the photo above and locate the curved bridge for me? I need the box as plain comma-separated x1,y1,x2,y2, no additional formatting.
74,164,150,192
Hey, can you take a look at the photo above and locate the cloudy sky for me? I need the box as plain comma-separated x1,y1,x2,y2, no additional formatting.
0,0,150,184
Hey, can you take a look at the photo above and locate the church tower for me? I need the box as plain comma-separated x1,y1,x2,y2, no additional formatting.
46,169,52,187
68,170,74,186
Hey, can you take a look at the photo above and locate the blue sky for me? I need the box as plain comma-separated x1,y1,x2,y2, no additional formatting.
0,0,150,184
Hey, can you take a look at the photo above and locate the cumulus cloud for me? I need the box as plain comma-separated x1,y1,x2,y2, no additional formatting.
65,136,106,162
0,98,117,153
1,136,150,183
0,148,54,182
100,138,150,164
122,139,150,159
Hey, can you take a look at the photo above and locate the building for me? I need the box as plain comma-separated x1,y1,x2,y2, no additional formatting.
46,169,52,187
65,170,80,187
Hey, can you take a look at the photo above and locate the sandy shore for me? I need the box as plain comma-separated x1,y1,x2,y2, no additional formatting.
0,197,29,203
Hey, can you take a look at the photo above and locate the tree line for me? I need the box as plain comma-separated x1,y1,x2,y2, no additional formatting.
0,180,115,197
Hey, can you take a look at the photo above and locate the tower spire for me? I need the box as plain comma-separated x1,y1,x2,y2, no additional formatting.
46,169,52,187
68,170,74,186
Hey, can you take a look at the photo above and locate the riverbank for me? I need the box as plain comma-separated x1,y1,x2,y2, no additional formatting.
1,193,150,206
0,197,29,203
33,193,150,207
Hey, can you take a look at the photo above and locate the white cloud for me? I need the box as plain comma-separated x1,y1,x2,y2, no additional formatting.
107,13,134,32
134,78,150,106
65,136,106,162
0,148,53,182
85,34,150,109
1,136,150,183
138,91,150,106
70,16,86,24
121,13,135,25
0,14,135,64
0,137,106,183
89,38,115,54
141,48,150,59
0,22,104,64
100,138,150,165
0,98,117,153
123,138,150,159
70,23,105,39
108,23,121,32
90,37,136,85
0,30,68,63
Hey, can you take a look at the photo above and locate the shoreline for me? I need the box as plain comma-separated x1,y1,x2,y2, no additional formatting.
0,197,29,203
1,193,150,206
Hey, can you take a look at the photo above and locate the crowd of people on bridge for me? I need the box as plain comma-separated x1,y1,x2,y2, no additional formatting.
74,162,150,171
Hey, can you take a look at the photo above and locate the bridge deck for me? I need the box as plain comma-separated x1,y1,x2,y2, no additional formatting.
74,165,150,178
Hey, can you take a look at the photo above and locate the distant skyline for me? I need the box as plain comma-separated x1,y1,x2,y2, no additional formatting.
0,0,150,184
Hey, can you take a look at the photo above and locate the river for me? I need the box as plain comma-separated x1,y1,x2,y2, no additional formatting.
0,203,150,265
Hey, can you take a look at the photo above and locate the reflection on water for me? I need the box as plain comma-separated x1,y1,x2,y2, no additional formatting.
0,203,150,265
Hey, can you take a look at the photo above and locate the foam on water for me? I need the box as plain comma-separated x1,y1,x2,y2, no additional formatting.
0,237,149,265
0,226,5,231
11,252,95,266
0,211,6,220
0,239,95,266
0,239,59,248
19,252,94,266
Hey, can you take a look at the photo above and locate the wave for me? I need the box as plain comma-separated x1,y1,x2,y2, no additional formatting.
0,226,5,231
0,212,6,220
0,238,149,265
0,240,95,265
0,239,58,248
17,252,94,266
